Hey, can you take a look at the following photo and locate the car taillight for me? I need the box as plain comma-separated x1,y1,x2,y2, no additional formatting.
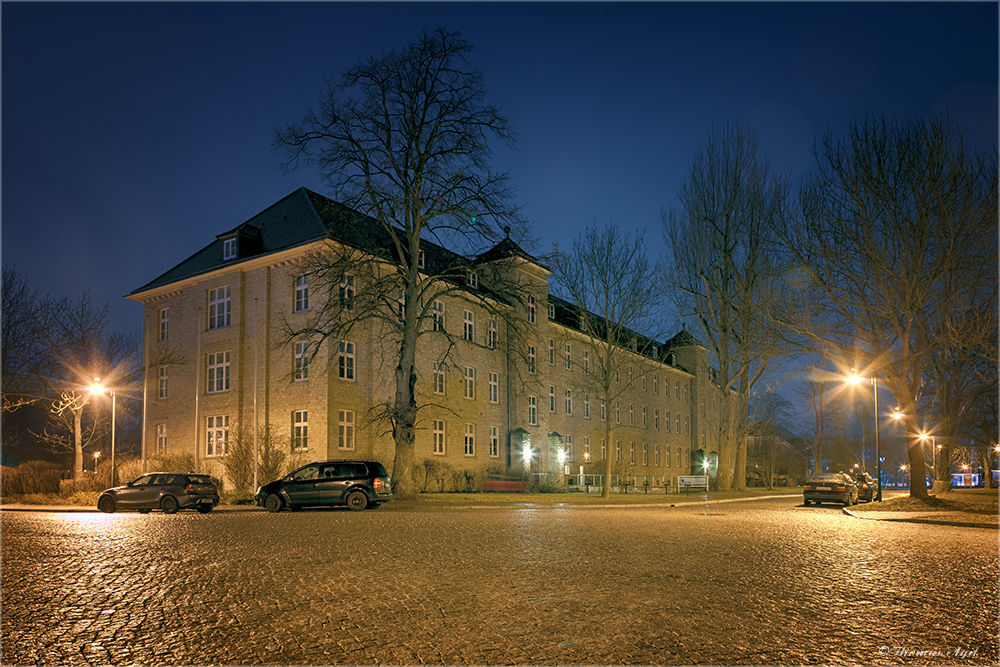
186,483,195,493
862,483,869,489
804,485,813,491
373,478,384,490
836,486,846,492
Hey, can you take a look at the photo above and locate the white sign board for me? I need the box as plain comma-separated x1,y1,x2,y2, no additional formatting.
678,475,709,489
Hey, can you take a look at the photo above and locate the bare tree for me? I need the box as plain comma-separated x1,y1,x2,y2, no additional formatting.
552,222,663,498
274,29,527,499
783,114,997,499
2,267,48,412
663,123,791,491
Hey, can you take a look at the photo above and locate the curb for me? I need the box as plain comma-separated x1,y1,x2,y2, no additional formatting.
842,507,997,530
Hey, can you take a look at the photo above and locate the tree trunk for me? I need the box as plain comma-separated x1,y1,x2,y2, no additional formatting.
73,404,84,482
601,419,614,499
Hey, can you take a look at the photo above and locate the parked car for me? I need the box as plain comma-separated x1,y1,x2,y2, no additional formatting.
853,471,878,502
97,472,219,514
803,472,859,507
256,460,392,512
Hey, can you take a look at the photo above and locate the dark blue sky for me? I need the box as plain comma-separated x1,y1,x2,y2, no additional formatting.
4,2,997,336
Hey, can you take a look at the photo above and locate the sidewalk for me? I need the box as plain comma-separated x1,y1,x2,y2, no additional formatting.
844,505,998,529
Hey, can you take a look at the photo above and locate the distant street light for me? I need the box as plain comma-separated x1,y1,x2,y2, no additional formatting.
88,379,117,487
846,371,883,501
917,432,938,483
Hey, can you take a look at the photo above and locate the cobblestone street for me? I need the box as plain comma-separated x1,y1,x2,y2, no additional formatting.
3,497,997,665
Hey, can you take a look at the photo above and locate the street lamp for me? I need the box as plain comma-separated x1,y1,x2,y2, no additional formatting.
917,432,937,483
846,371,883,501
93,450,100,473
88,379,117,487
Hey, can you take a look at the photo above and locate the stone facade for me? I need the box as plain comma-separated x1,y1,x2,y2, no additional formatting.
128,189,731,490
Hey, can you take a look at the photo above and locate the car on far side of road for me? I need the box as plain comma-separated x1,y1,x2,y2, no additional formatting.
803,472,859,507
256,460,392,512
97,472,220,514
852,471,878,502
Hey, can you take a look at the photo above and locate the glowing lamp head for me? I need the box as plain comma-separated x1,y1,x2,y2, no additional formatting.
88,378,107,395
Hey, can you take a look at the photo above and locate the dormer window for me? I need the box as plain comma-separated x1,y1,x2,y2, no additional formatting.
466,271,478,289
222,238,237,261
548,304,555,319
418,251,426,270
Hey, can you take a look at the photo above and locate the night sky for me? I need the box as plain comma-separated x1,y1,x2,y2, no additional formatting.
3,2,997,339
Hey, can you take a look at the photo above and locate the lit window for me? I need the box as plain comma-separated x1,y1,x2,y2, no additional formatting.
293,410,308,451
584,437,591,462
206,415,228,457
339,410,355,450
207,351,230,393
207,286,231,330
295,275,309,312
338,341,355,380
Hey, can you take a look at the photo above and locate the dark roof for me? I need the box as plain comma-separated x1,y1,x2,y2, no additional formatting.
666,328,703,349
476,236,549,271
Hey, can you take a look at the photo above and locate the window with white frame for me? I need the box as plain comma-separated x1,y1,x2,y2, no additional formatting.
642,406,647,428
434,362,446,394
601,398,606,421
675,381,680,399
583,350,589,374
584,394,590,418
528,296,536,324
615,401,621,424
206,415,228,457
338,341,355,380
548,338,555,364
630,441,636,465
207,286,231,330
616,441,622,463
565,434,573,462
528,396,537,425
527,345,536,374
665,445,672,467
207,352,230,393
549,385,556,412
490,426,500,458
292,410,308,451
676,446,682,467
433,300,445,331
684,385,689,402
433,420,446,455
684,416,689,434
466,271,478,289
655,444,661,466
654,408,659,430
488,372,499,403
565,389,572,415
464,423,476,456
584,437,591,462
463,310,474,342
464,367,476,399
642,443,648,466
418,250,426,270
685,447,690,467
628,365,634,386
223,237,237,260
397,291,406,319
340,275,355,309
676,413,681,432
564,344,572,370
158,366,168,399
339,410,355,450
653,375,658,394
156,424,167,452
294,342,309,381
487,318,497,348
601,439,607,461
158,308,169,342
295,275,309,312
548,303,555,319
629,403,634,425
666,411,671,432
642,375,647,391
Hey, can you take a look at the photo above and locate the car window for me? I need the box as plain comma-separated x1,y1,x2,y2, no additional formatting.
151,475,173,485
290,465,320,481
130,475,155,487
321,464,343,480
370,462,389,477
187,475,213,485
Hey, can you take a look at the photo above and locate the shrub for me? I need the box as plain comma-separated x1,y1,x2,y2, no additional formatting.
2,461,62,496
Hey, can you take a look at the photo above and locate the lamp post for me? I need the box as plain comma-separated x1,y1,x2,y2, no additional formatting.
847,371,882,502
88,379,117,487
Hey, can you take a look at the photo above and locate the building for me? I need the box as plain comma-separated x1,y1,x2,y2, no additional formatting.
127,188,731,490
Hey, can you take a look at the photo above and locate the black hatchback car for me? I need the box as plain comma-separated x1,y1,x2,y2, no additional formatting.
97,472,220,514
256,460,392,512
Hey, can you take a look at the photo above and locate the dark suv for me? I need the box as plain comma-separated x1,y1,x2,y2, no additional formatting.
853,471,878,502
256,460,392,512
97,472,220,514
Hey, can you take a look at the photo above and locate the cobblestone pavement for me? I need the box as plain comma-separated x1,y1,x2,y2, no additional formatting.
2,497,997,665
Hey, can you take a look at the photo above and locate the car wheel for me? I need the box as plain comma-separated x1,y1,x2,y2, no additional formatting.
264,494,283,513
98,496,116,513
803,500,811,506
160,495,179,514
196,505,213,514
346,490,369,511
